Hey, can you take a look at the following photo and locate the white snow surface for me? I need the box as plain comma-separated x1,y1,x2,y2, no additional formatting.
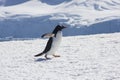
0,0,120,26
0,32,120,80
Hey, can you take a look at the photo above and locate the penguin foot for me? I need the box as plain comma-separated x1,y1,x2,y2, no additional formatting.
53,54,60,57
45,54,51,59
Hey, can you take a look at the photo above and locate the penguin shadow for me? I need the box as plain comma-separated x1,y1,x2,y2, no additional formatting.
35,58,51,62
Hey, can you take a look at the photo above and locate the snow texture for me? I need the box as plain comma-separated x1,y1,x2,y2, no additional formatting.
0,33,120,80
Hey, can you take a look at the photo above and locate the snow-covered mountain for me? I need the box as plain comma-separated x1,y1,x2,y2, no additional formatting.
0,0,28,6
0,0,120,38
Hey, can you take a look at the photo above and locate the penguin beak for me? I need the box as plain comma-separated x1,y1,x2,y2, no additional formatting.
62,26,67,29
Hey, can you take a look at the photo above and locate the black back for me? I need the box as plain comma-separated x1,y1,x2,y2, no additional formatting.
42,37,53,53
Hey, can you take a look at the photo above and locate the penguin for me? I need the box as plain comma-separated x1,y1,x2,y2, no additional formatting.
34,25,66,59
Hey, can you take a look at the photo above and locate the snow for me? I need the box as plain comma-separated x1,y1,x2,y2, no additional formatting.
0,0,120,79
0,32,120,80
0,0,120,26
0,0,120,38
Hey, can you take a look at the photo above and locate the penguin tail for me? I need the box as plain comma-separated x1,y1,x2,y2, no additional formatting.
34,52,45,57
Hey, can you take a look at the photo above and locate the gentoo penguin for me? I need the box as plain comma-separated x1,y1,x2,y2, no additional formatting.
34,25,66,59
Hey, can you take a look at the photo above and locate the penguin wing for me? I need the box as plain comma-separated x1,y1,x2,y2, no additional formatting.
42,37,53,53
41,33,55,38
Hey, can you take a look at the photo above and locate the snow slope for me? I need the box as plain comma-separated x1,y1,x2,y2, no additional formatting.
0,0,120,38
0,0,120,26
0,33,120,80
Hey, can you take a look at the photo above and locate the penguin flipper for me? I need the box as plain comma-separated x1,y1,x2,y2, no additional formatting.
34,52,45,57
41,33,54,38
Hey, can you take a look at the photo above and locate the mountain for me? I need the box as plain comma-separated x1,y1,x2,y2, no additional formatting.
0,0,120,38
0,0,28,6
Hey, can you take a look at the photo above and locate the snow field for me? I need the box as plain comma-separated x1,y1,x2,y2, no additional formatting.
0,33,120,80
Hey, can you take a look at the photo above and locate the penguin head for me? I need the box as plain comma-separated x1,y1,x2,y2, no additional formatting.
52,25,67,35
52,25,67,34
55,25,66,31
61,25,67,30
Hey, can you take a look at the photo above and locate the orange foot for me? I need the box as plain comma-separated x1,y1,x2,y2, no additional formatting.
53,54,60,57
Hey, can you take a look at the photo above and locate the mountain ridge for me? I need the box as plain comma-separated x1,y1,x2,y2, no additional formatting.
0,0,120,38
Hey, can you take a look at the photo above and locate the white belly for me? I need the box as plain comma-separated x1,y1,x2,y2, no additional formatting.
47,31,62,55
